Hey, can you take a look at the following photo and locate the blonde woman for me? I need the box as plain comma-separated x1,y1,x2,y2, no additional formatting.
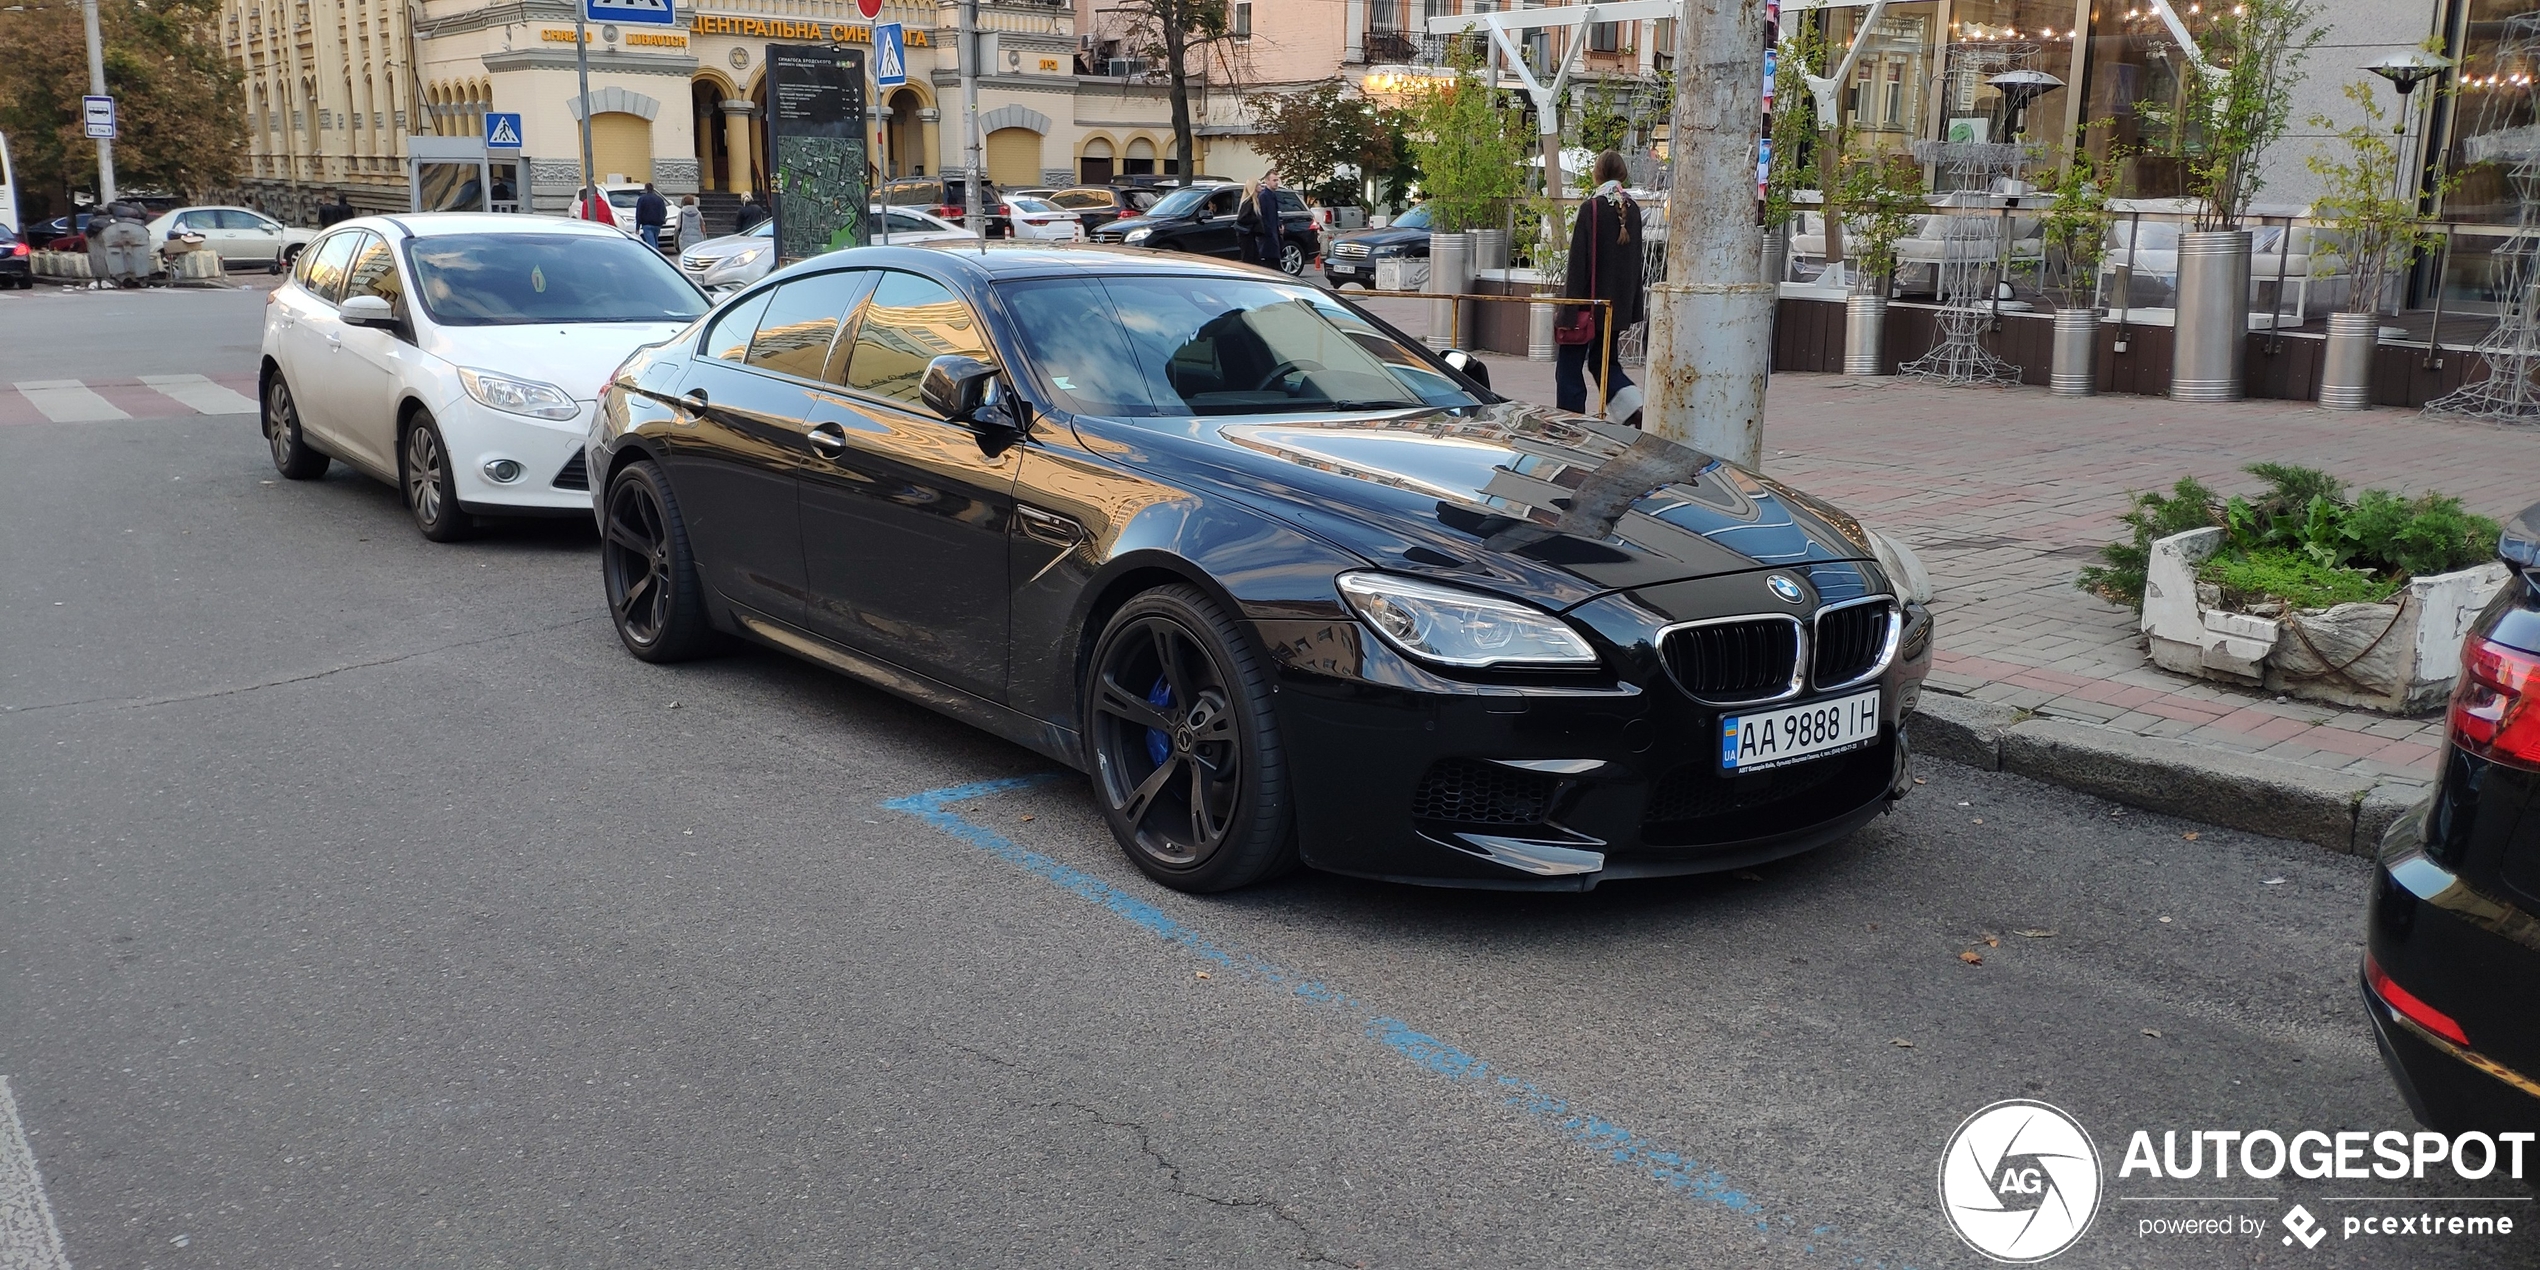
1236,174,1267,265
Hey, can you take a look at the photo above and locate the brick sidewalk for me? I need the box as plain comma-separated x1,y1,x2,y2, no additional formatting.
1358,294,2540,789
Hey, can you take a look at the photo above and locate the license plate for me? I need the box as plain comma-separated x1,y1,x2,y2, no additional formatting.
1721,689,1881,773
1333,263,1364,273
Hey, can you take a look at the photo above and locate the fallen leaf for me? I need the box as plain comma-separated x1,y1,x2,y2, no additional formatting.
1019,814,1035,822
1194,971,1210,980
2158,916,2173,924
1959,950,1984,965
1983,935,2001,948
1891,1038,1915,1048
1913,777,1927,785
1971,818,1985,825
1866,922,1880,931
2014,928,2056,938
2182,831,2200,841
2142,1028,2163,1038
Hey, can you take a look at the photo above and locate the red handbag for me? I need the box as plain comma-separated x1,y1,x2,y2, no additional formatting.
1553,198,1599,345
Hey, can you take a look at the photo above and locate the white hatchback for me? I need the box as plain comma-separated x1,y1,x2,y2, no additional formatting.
258,213,709,539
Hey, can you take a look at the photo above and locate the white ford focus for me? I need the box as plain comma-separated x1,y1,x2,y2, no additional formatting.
259,213,709,539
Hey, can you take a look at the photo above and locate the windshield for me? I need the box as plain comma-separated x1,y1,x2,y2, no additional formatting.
1394,205,1431,230
1009,196,1057,213
408,233,708,326
1146,187,1211,217
999,275,1483,418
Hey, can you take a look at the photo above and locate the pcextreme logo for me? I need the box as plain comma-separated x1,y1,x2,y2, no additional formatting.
1938,1100,2104,1263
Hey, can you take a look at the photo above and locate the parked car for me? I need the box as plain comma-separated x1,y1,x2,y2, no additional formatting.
1002,195,1084,241
1045,185,1163,232
146,205,316,273
2365,501,2540,1144
0,221,29,288
1091,183,1317,275
678,206,976,293
25,212,93,248
260,213,709,540
1324,203,1433,289
880,177,1009,237
586,247,1932,893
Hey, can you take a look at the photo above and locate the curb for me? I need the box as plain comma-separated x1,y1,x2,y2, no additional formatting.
1907,692,2429,857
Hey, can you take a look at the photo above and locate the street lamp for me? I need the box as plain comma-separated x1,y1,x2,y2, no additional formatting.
2365,49,2451,133
1987,69,2064,140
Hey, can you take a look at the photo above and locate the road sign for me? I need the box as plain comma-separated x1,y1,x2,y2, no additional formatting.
582,0,674,27
874,23,907,87
82,96,116,140
484,113,524,149
855,0,880,18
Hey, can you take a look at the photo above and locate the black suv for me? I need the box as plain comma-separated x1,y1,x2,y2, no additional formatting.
0,222,29,289
1045,185,1163,232
1091,183,1317,276
880,177,1009,237
2366,501,2540,1145
1323,203,1432,288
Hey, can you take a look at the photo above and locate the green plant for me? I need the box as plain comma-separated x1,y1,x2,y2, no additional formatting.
2172,0,2327,230
1573,80,1630,156
1764,16,1827,236
2306,79,2455,314
2078,464,2500,610
1403,43,1529,232
2038,147,2113,310
2200,546,2397,609
1834,141,1924,294
1247,79,1410,208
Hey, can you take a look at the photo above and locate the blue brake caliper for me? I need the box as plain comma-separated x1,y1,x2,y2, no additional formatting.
1143,675,1175,766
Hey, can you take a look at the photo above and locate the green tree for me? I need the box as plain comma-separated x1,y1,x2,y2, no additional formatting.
1109,0,1242,180
1403,47,1526,232
0,0,244,212
2306,79,2453,314
2171,0,2326,229
1245,79,1408,207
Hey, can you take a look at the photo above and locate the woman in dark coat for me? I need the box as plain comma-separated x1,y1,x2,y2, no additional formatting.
1556,150,1645,419
1245,171,1285,270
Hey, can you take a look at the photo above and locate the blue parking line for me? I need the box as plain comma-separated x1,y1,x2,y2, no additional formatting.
883,774,1913,1267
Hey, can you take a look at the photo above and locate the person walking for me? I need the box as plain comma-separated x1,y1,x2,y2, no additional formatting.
731,192,769,234
1554,150,1645,423
316,191,357,227
571,185,622,230
674,195,705,253
634,182,668,252
1243,171,1284,271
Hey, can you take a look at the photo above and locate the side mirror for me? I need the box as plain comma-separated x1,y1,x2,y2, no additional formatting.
340,294,397,328
920,353,1002,424
1440,348,1491,390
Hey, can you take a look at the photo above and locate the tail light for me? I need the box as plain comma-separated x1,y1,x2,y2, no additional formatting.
2365,953,2470,1046
2450,634,2540,768
8,242,25,256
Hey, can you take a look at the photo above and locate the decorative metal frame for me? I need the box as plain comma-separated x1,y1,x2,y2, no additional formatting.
2426,14,2540,424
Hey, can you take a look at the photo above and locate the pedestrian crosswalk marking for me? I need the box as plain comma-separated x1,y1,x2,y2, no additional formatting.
14,379,128,422
138,373,259,415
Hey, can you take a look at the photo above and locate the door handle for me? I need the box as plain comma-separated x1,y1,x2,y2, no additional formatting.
677,388,708,414
805,422,848,455
1015,504,1083,547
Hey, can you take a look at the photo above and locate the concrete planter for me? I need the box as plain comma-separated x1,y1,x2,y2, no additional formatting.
1374,257,1429,291
2171,230,2251,402
2141,527,2511,712
2318,312,2377,410
2050,308,2098,396
1843,293,1887,377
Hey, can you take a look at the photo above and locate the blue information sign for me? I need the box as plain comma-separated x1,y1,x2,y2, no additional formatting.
583,0,675,27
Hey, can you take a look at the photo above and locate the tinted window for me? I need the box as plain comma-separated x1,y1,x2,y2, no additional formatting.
1205,188,1241,217
344,233,403,306
1276,190,1305,212
882,210,935,233
746,271,864,383
844,271,989,412
1051,189,1110,210
407,233,707,326
300,231,362,301
1001,275,1480,418
1128,190,1161,210
1147,187,1209,217
1395,205,1432,230
702,289,775,362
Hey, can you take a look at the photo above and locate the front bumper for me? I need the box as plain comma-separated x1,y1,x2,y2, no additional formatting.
440,395,596,515
1255,603,1932,889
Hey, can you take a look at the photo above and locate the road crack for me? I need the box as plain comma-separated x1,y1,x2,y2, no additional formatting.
1,613,605,716
1046,1098,1360,1266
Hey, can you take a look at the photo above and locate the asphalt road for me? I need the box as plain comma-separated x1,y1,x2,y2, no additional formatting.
1,281,2527,1269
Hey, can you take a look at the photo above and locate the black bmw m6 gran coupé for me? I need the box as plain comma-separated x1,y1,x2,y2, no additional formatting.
586,245,1934,892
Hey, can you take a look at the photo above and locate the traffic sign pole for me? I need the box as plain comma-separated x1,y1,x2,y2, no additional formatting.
575,10,597,216
80,0,114,204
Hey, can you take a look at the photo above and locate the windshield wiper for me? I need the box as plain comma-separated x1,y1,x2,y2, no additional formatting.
1291,399,1425,413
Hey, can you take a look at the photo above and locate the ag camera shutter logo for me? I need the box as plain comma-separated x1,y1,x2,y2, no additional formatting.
1939,1100,2104,1262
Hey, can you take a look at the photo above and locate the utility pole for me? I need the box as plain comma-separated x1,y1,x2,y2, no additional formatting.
1644,0,1772,468
81,0,116,204
574,5,597,211
961,0,981,236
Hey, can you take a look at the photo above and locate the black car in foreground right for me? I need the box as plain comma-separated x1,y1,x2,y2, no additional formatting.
2367,501,2540,1141
588,245,1933,893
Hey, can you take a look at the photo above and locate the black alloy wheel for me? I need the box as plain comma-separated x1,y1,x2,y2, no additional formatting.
602,461,712,662
400,412,472,542
1279,242,1306,276
261,375,330,480
1086,585,1295,892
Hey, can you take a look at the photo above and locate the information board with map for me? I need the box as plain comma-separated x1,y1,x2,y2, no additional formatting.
766,45,868,262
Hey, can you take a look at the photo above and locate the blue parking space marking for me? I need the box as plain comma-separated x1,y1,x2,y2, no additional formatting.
883,774,1916,1267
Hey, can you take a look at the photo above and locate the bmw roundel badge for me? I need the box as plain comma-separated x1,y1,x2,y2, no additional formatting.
1766,574,1805,604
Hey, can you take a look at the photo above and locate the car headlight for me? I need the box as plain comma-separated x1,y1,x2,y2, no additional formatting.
1123,227,1153,245
1369,244,1402,258
458,367,581,421
1866,529,1935,605
1336,572,1598,669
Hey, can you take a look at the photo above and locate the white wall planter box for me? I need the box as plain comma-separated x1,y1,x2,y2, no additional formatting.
2141,528,2510,712
1375,258,1430,291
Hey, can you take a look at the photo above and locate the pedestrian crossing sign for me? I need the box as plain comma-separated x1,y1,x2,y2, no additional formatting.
484,113,523,149
875,22,907,86
582,0,675,26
